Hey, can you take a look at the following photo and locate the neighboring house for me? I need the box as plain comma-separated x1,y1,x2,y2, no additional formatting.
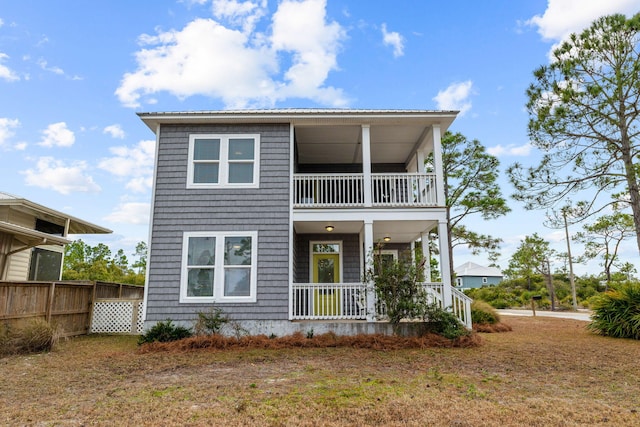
0,192,112,281
138,109,472,334
454,261,503,290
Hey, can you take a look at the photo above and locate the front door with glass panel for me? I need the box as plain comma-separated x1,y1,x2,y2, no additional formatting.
311,242,341,315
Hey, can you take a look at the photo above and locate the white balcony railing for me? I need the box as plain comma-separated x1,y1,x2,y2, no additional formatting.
293,173,438,208
290,282,472,328
294,174,364,207
371,173,437,206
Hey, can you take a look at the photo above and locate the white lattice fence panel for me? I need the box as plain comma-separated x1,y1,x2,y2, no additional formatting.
91,299,143,334
135,300,145,333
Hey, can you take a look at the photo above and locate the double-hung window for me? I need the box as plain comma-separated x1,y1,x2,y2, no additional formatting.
188,134,260,188
180,231,258,303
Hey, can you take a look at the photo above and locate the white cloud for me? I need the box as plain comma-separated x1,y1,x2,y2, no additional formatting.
22,157,101,195
0,53,19,82
37,58,64,75
0,117,20,147
381,23,404,57
270,0,347,104
526,0,639,58
212,0,267,33
39,122,75,147
116,0,347,109
433,80,474,116
103,124,126,139
98,139,155,193
104,202,150,225
487,143,532,157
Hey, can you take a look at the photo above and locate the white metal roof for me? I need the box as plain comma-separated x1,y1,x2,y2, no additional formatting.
454,261,503,277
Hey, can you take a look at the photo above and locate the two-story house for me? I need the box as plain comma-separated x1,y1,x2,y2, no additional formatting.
138,109,471,335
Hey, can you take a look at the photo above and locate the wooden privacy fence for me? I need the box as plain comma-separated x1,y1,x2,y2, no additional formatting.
0,281,144,337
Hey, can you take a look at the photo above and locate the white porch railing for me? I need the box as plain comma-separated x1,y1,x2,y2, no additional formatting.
293,173,438,208
451,287,473,329
291,282,367,320
290,282,472,329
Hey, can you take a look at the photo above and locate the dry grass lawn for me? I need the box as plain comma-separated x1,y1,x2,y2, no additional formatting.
1,316,639,426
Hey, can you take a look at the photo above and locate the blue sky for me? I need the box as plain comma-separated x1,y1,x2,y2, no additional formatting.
1,0,639,276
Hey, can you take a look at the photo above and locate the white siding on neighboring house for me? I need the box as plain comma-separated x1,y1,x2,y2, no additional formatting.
5,250,30,281
4,209,35,280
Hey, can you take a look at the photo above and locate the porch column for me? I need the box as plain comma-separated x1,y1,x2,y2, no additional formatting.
415,150,425,173
362,125,372,207
432,125,445,206
437,219,453,308
363,220,376,321
421,232,431,282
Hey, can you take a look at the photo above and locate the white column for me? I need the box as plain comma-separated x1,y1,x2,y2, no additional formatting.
363,220,376,321
432,125,445,206
415,150,425,173
421,232,431,282
438,219,453,308
362,125,372,207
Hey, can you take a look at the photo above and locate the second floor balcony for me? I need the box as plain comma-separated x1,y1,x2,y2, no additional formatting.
293,172,439,208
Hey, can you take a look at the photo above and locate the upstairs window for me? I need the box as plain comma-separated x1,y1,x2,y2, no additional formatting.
188,134,260,188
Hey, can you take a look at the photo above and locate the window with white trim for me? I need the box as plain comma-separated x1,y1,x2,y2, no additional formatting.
482,277,488,284
188,134,260,188
180,231,258,303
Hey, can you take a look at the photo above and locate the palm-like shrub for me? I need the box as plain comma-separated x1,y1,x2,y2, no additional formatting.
471,300,500,325
588,282,640,340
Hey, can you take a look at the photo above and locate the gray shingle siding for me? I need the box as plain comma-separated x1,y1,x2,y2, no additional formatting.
145,123,291,323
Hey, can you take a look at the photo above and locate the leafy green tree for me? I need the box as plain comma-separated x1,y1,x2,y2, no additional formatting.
62,239,146,285
574,211,635,283
504,233,558,309
428,131,510,282
508,13,640,254
364,247,429,334
132,241,148,274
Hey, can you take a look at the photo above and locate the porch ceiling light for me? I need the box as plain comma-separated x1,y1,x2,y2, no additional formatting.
325,225,335,232
383,236,391,242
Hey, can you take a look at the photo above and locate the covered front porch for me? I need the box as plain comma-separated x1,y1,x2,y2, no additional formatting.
289,217,472,328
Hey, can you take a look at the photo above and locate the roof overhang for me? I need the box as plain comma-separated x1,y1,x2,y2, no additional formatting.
0,193,112,235
0,221,71,247
138,109,459,165
138,109,458,131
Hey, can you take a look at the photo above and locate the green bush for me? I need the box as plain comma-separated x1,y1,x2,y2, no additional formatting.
194,307,229,335
138,319,192,345
471,300,500,325
421,303,469,339
588,282,640,340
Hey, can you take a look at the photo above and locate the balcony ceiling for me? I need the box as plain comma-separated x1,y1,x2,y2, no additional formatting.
294,219,437,243
295,124,430,164
138,109,457,165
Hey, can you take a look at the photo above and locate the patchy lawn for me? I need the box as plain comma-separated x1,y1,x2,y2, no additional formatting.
1,317,638,426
